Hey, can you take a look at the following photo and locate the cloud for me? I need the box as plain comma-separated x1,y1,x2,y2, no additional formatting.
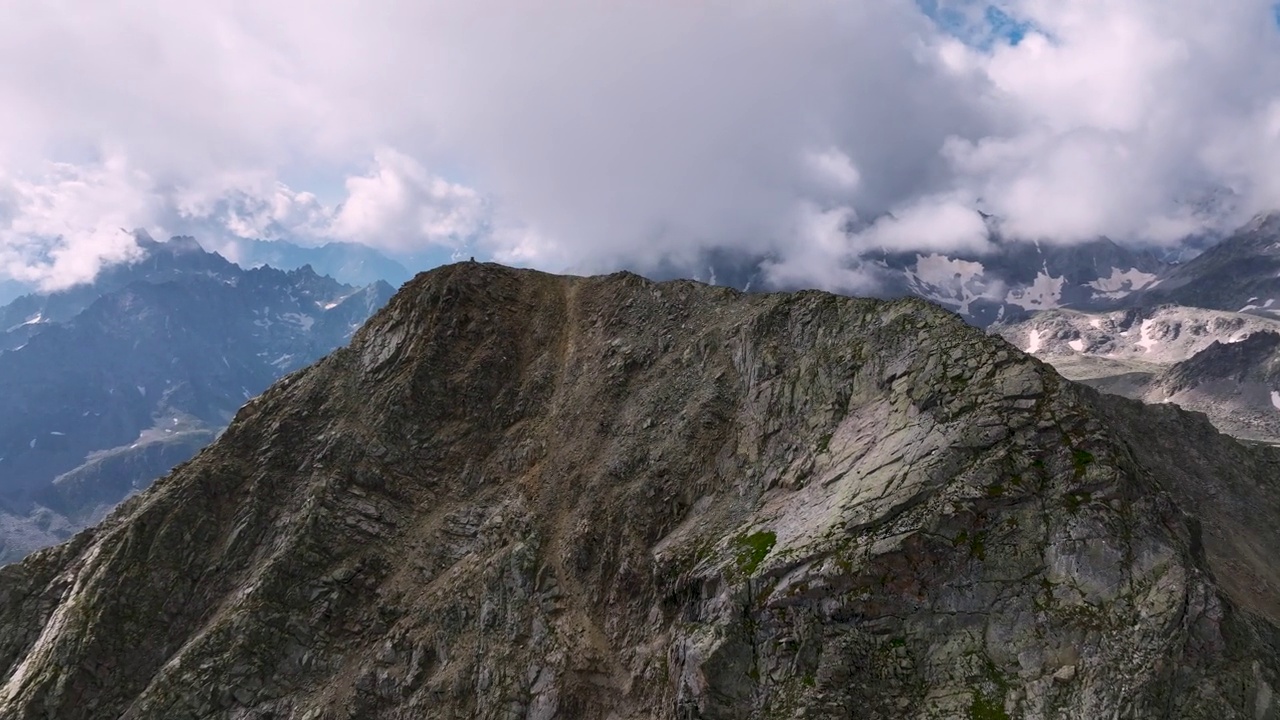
0,0,1278,290
936,0,1280,243
0,151,488,286
0,157,152,290
858,196,993,254
804,148,863,196
329,150,488,253
759,203,880,294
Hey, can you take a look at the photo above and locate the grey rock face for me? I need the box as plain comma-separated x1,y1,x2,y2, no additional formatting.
0,263,1276,719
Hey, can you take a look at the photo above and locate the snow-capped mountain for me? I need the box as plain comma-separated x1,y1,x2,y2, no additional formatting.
0,237,394,562
0,233,248,352
871,235,1167,326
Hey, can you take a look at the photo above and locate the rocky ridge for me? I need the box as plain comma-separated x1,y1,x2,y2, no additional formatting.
0,263,1276,718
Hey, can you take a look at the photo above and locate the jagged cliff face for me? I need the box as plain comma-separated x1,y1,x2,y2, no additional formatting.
0,264,1277,719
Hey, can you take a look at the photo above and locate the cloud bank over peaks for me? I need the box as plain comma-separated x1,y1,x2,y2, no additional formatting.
0,0,1277,293
0,151,489,290
0,157,153,291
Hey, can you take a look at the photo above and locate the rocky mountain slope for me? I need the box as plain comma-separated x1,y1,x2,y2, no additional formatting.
992,305,1280,367
1134,331,1280,442
992,306,1280,443
0,238,394,563
0,263,1276,718
1133,212,1280,313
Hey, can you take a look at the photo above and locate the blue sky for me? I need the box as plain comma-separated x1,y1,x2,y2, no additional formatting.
915,1,1035,48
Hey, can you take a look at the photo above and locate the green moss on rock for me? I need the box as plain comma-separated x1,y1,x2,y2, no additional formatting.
734,531,777,575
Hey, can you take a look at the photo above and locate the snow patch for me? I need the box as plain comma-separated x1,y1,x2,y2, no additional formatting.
1136,319,1159,353
1026,330,1043,354
5,313,45,333
1005,270,1065,311
281,312,315,331
905,254,992,316
1086,268,1159,299
1272,391,1280,410
1068,339,1085,352
1089,318,1102,329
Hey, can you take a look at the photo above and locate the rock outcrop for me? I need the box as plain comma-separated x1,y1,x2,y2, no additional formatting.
0,263,1277,719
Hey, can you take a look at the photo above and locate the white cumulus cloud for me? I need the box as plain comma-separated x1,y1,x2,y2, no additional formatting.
0,0,1276,290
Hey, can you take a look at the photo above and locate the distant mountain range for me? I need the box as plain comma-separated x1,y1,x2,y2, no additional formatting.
867,212,1280,328
0,236,394,562
1135,212,1280,312
873,235,1167,326
0,234,415,307
688,226,1172,327
217,237,415,288
987,212,1280,444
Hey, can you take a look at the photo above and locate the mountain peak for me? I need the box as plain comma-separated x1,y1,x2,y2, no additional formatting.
163,235,206,254
0,263,1276,717
1242,210,1280,236
129,228,158,247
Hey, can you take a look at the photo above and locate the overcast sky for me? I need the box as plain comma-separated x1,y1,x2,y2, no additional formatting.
1,0,1279,291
